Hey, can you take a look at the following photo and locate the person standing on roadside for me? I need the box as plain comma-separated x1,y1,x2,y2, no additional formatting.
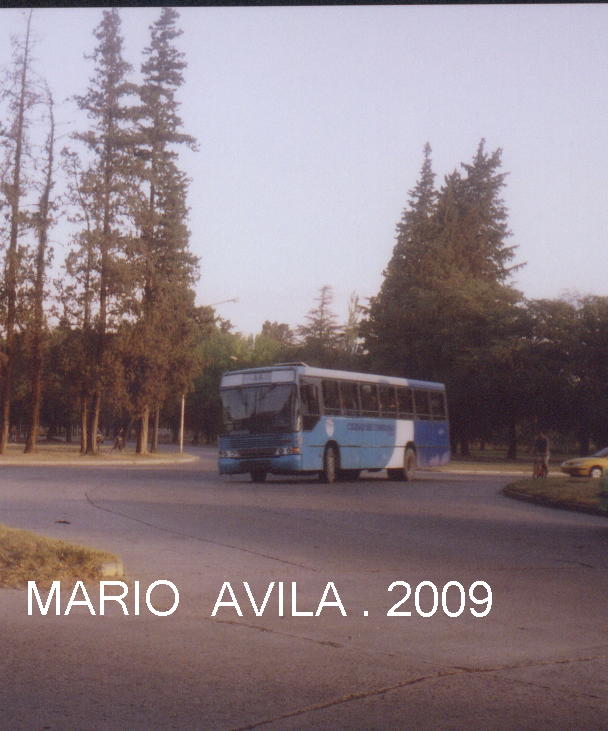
112,428,125,452
533,431,550,477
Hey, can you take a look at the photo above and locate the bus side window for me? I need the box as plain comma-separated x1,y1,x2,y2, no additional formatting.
414,390,431,419
300,381,320,430
340,381,360,416
322,380,341,415
300,382,320,414
379,385,397,418
360,383,379,417
397,387,413,418
430,391,446,419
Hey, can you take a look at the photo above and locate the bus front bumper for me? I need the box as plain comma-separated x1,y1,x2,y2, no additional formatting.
219,453,303,476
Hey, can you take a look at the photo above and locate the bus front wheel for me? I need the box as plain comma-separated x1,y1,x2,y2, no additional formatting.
321,446,338,484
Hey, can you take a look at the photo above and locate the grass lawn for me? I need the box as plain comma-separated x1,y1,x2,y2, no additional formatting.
0,440,191,463
445,447,579,474
0,523,120,589
504,477,608,517
444,459,531,473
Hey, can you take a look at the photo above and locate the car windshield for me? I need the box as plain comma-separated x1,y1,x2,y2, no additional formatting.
220,384,295,435
592,447,608,458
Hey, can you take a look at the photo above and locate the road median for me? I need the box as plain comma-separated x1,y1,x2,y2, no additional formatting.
503,477,608,518
0,523,123,589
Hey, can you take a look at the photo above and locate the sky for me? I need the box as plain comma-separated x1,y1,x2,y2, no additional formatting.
1,4,608,335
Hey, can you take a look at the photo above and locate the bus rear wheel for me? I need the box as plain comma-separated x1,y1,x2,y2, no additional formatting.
250,469,267,483
321,446,338,484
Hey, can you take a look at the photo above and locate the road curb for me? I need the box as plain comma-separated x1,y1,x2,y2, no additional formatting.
98,559,125,579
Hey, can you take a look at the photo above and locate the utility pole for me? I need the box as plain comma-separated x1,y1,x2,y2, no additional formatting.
179,393,185,454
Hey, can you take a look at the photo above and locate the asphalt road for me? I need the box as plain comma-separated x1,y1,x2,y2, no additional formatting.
1,447,607,729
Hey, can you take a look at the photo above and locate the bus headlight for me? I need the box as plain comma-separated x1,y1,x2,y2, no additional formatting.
275,446,300,456
219,449,240,458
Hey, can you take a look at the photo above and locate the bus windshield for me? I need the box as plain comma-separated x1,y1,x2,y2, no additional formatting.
220,384,295,434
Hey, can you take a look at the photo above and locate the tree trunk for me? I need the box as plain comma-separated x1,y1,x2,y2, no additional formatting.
0,11,33,454
578,431,590,457
24,89,54,455
24,358,42,453
151,403,160,453
506,420,518,460
80,395,88,454
85,116,111,457
459,436,470,457
86,389,101,455
137,405,149,455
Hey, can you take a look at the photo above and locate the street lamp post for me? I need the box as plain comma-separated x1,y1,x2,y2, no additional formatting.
206,297,238,307
179,393,185,455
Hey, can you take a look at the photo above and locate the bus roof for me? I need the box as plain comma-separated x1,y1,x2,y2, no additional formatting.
220,364,445,391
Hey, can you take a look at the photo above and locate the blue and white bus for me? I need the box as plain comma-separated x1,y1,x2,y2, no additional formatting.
218,363,450,483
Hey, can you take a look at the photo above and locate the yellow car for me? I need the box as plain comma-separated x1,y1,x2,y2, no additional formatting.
560,448,608,478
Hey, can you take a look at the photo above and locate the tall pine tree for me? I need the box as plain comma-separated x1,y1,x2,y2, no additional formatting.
24,87,56,453
296,285,343,367
127,7,199,453
363,142,438,376
71,8,135,454
363,141,523,453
